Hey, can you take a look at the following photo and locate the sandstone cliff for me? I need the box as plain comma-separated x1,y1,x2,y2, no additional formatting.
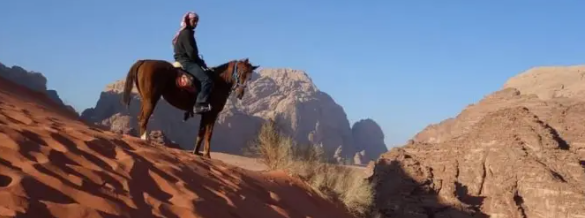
413,65,585,156
0,62,76,114
369,65,585,217
81,68,387,164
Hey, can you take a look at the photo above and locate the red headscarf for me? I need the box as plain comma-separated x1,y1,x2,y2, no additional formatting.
172,11,199,45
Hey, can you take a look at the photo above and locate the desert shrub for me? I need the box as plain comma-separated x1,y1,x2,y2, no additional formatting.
246,119,374,217
244,118,296,170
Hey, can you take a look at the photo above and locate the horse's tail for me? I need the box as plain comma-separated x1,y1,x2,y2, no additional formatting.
121,59,145,109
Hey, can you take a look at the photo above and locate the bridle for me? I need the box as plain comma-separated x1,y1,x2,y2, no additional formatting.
230,60,247,91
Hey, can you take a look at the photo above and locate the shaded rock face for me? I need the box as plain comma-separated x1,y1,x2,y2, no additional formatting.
0,62,76,114
371,65,585,217
372,107,585,218
81,68,387,163
0,63,46,92
352,118,388,163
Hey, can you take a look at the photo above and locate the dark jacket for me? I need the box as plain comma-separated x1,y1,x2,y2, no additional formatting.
173,28,207,68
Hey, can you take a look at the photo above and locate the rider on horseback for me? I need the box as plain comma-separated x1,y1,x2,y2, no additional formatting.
172,11,213,114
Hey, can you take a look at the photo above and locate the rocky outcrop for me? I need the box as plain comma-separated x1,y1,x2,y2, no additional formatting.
503,65,585,100
148,130,182,149
370,65,585,217
0,62,76,114
99,113,137,136
81,68,387,163
413,65,585,155
371,107,585,217
352,119,388,163
412,87,545,144
0,63,47,92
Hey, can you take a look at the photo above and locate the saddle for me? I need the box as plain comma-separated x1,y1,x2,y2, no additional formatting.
172,61,197,93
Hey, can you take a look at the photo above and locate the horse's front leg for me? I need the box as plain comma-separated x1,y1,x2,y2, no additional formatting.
202,112,219,159
192,117,206,155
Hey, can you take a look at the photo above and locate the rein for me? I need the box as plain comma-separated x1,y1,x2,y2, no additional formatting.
230,61,246,91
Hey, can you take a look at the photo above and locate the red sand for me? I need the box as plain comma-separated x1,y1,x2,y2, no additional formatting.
0,77,356,218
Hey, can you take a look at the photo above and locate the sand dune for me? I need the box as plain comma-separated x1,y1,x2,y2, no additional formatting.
0,77,356,218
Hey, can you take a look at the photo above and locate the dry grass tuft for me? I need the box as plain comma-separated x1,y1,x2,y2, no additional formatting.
246,119,375,217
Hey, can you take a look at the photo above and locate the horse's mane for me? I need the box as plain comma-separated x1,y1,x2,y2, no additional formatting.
210,61,232,75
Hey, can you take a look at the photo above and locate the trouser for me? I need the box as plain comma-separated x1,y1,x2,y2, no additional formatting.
180,61,213,105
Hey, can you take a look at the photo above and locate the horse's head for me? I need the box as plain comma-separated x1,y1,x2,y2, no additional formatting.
231,58,259,100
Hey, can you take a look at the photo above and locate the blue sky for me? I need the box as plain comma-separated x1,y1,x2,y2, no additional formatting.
1,0,584,147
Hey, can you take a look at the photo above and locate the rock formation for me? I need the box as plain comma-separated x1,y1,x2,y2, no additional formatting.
0,61,76,114
81,68,387,163
148,130,182,149
352,118,388,163
413,65,585,156
369,65,585,217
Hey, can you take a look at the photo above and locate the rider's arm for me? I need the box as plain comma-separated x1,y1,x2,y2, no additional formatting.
183,31,207,68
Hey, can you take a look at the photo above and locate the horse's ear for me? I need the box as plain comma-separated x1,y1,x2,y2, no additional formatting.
252,65,260,70
241,58,249,63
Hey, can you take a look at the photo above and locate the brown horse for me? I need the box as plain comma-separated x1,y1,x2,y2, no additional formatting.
121,58,259,158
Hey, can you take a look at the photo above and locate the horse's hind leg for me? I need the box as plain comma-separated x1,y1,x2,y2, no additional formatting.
138,95,161,141
201,112,219,158
193,112,212,155
192,120,206,155
193,112,218,158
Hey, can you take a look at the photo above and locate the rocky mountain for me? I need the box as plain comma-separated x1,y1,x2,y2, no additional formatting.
352,118,388,164
81,68,387,164
369,65,585,217
0,62,76,114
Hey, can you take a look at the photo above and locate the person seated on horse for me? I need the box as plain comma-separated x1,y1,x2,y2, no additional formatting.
172,11,213,114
